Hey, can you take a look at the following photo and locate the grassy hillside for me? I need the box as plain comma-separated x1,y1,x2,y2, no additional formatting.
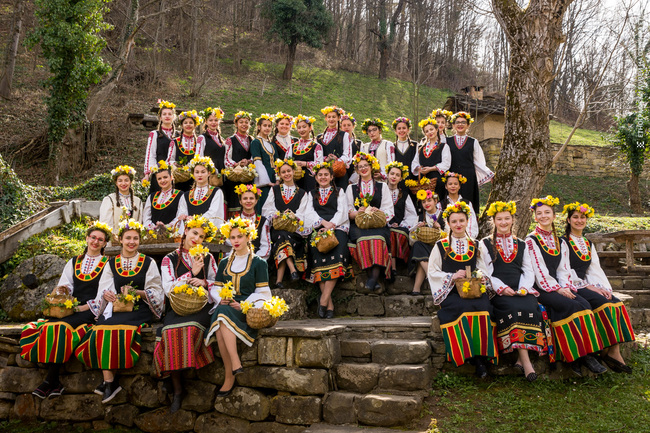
549,120,612,147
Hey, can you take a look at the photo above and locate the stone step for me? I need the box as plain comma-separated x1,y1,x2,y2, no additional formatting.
334,362,432,393
331,293,437,318
321,392,423,428
617,290,650,308
304,423,423,433
340,339,432,364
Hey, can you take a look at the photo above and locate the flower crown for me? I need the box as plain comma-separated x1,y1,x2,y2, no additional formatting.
418,117,438,129
450,111,474,124
361,118,387,134
431,109,453,119
313,161,332,173
274,158,299,176
441,171,467,184
188,156,216,174
185,215,218,242
118,218,144,237
234,184,262,198
416,189,438,202
274,112,293,124
392,117,411,129
563,202,595,218
442,201,472,220
352,152,381,172
292,114,316,128
179,110,203,125
87,220,112,239
486,201,517,217
234,111,253,121
530,195,560,210
158,99,176,110
256,113,274,124
220,216,258,241
200,107,224,120
341,112,356,124
321,106,345,116
111,165,136,181
150,160,170,174
385,161,409,179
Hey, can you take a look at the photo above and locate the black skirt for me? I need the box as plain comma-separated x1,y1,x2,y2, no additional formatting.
437,288,493,325
408,241,433,276
307,229,351,282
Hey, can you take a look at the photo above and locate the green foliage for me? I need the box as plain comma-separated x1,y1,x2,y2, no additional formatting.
261,0,333,48
549,120,611,147
0,155,48,232
47,173,148,202
27,0,112,152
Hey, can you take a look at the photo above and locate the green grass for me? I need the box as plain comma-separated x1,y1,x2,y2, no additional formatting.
426,347,650,433
0,420,140,433
549,120,612,147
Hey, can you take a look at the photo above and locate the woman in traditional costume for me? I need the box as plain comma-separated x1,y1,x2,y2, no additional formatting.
392,117,417,179
407,190,441,295
250,113,278,213
562,202,635,373
176,156,225,230
204,217,272,396
232,184,271,261
413,117,450,200
198,107,226,175
385,161,417,283
170,110,204,192
223,111,254,216
346,152,394,291
75,219,164,403
441,171,478,239
272,112,296,160
526,196,607,376
427,201,496,378
21,221,112,399
340,112,361,183
360,118,394,179
100,165,142,238
448,112,494,212
155,215,219,412
291,114,322,192
480,201,548,382
431,108,453,144
142,161,182,231
305,162,352,318
317,106,352,188
143,100,176,194
262,159,310,287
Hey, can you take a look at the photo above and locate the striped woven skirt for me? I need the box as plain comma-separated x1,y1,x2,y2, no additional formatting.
348,223,391,277
20,310,95,364
437,289,497,367
577,289,635,348
389,227,410,262
153,304,214,376
536,290,603,362
271,229,307,272
491,294,548,354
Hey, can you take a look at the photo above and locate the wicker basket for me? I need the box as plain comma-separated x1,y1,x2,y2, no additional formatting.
455,266,483,299
209,173,223,187
273,212,298,232
409,175,437,195
169,291,208,316
113,300,134,312
416,226,442,244
42,287,75,319
355,209,387,229
246,308,278,329
141,222,180,245
224,166,256,183
172,166,192,183
315,233,339,253
332,160,347,178
293,166,305,180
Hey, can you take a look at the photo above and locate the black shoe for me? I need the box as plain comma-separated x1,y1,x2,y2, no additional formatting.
161,377,173,394
93,381,106,396
317,304,326,318
232,366,244,376
525,372,538,382
170,393,183,414
475,362,488,379
365,278,376,291
216,383,236,397
600,354,633,374
582,355,607,374
388,272,396,284
48,384,65,398
513,363,525,374
325,309,334,319
101,381,123,404
290,272,300,281
32,381,52,399
374,282,381,291
569,361,583,377
410,290,421,296
275,281,285,289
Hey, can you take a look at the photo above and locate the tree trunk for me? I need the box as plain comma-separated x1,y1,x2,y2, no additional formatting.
283,42,297,80
485,0,574,238
0,0,26,99
378,44,389,79
627,172,642,214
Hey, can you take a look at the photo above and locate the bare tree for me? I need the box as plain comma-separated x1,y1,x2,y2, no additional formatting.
0,0,26,99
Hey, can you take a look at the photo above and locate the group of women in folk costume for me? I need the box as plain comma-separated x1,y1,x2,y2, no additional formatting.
427,196,635,380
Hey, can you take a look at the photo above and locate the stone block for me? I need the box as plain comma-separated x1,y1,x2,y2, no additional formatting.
384,295,424,317
270,395,321,425
213,386,270,421
354,394,422,427
241,340,259,363
13,394,41,419
105,403,140,427
124,375,163,408
15,355,36,368
258,337,287,365
378,364,432,391
340,340,371,358
196,357,225,385
0,391,16,400
625,279,643,290
6,354,16,366
356,296,384,316
237,366,328,395
385,276,413,295
63,358,85,373
334,363,380,393
194,412,250,433
247,421,306,433
40,394,104,421
0,400,13,419
120,352,154,375
181,380,216,413
371,340,431,364
608,278,624,290
322,392,357,425
60,370,103,394
644,279,650,289
0,366,45,393
134,407,196,433
92,420,112,430
294,337,340,368
271,288,308,320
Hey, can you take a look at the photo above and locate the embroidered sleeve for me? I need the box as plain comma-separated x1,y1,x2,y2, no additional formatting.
204,254,219,304
261,188,278,219
558,241,578,292
341,132,352,165
525,237,562,292
467,201,479,239
478,241,508,295
88,264,115,318
379,183,395,221
56,259,75,293
99,195,115,232
143,262,165,319
333,190,350,231
438,144,451,174
208,262,226,312
402,196,418,230
142,196,154,229
412,150,422,175
224,137,236,167
296,193,312,236
473,140,495,186
520,242,539,296
144,131,158,176
196,135,206,157
584,244,612,292
257,219,272,260
427,244,455,305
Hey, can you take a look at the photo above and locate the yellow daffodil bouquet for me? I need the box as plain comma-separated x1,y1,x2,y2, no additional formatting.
455,266,486,300
188,244,210,259
170,283,209,316
241,296,290,329
142,225,178,244
114,284,141,312
221,163,257,183
219,281,235,301
272,210,303,233
42,287,80,319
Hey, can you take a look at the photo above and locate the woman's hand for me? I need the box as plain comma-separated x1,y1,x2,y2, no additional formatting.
326,154,337,162
188,277,207,287
321,220,336,230
420,167,432,174
296,160,307,167
121,285,132,295
433,222,441,229
239,160,248,167
557,287,576,299
76,304,90,312
373,172,383,180
587,284,611,299
178,214,188,221
191,256,204,276
229,301,241,311
452,270,466,280
502,287,516,297
155,221,166,228
416,222,426,228
103,291,117,302
390,222,398,228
